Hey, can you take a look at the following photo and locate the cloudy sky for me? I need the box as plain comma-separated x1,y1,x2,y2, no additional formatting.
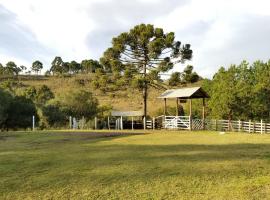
0,0,270,78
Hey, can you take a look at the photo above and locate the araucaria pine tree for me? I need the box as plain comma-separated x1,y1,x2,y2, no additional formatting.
100,24,193,118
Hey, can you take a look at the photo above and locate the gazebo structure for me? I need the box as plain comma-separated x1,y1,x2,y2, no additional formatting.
158,86,210,130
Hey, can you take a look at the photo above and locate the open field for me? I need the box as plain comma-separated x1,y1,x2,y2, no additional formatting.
1,131,270,200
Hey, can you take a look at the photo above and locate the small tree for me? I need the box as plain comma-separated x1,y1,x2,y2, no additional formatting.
168,72,181,86
32,61,43,74
6,61,21,75
81,59,102,73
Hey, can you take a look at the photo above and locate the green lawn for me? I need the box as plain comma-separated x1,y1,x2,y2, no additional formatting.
0,131,270,200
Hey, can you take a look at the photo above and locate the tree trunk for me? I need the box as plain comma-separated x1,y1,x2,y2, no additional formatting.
143,62,147,119
143,83,147,118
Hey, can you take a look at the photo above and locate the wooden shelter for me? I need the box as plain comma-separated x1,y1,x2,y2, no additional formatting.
111,110,144,130
158,87,210,130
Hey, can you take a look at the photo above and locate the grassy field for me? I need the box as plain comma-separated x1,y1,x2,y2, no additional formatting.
0,131,270,200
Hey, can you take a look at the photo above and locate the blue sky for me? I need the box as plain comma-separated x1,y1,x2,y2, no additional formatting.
0,0,270,78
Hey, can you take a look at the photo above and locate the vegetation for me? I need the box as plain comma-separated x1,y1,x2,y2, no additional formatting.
100,24,193,117
204,60,270,121
1,23,270,129
0,131,270,199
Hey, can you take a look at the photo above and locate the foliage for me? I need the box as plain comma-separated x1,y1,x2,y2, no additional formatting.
81,59,102,73
100,23,192,117
4,96,37,130
206,60,270,121
53,90,99,119
0,89,12,129
0,61,24,76
168,72,181,86
181,65,200,83
32,60,43,74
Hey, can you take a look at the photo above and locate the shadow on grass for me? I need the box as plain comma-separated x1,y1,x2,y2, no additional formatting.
1,133,270,195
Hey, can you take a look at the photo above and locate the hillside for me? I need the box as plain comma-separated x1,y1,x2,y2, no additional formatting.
8,74,203,117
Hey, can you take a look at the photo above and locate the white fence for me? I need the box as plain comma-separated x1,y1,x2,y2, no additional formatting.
204,119,270,133
163,116,190,130
156,116,270,133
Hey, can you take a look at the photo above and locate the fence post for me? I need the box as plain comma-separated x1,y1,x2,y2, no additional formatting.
69,116,72,129
121,116,123,130
261,119,263,134
238,120,241,132
215,119,217,131
32,115,35,131
132,117,134,130
189,115,192,131
253,121,255,133
248,120,251,133
108,116,110,130
95,117,97,130
143,117,146,130
153,117,155,130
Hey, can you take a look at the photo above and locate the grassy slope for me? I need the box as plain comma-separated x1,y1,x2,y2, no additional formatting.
1,131,270,199
16,75,202,116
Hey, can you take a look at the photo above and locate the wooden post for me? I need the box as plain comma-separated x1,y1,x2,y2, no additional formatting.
261,119,263,134
189,115,192,131
189,99,192,117
238,120,241,132
253,121,255,133
215,119,217,131
132,117,134,130
164,98,167,116
108,116,110,130
176,98,179,116
143,117,146,130
32,115,35,131
189,99,192,131
69,116,72,129
249,120,251,133
153,117,155,130
202,98,205,130
121,116,123,130
95,117,97,130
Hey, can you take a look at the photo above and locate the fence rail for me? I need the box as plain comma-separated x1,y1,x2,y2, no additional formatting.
157,116,270,133
204,119,270,133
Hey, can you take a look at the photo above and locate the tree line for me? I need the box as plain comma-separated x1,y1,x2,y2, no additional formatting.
0,81,101,131
203,60,270,121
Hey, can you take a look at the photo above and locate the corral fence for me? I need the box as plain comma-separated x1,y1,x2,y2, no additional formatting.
154,115,270,134
204,119,270,134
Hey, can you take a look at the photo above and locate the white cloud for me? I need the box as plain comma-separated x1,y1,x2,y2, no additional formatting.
0,0,270,77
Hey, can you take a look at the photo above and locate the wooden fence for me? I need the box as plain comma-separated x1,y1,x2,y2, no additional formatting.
204,119,270,133
154,116,270,133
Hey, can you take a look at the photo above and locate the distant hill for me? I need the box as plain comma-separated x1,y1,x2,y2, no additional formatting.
1,74,203,116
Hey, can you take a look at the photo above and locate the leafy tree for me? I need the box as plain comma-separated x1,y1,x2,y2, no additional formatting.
69,61,81,74
23,86,37,100
36,85,54,105
55,90,98,119
5,96,37,130
100,23,192,117
0,63,5,75
168,72,181,86
38,104,66,129
50,57,64,75
81,59,102,73
0,89,12,129
32,60,43,74
5,61,21,75
182,65,200,83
